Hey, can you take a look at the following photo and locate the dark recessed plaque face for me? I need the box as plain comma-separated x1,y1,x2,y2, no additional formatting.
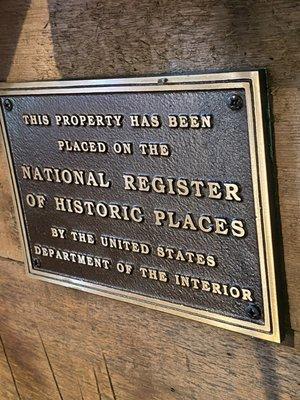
0,72,281,341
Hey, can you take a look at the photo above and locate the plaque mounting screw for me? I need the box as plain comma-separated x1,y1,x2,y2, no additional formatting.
228,94,243,110
246,304,261,320
32,258,41,268
158,78,168,85
3,99,13,111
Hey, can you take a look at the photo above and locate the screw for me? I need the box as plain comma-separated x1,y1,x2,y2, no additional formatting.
228,94,243,110
158,77,168,84
246,304,261,320
32,258,41,268
3,99,13,111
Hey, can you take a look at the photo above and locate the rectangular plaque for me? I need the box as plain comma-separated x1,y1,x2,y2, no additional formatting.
0,71,282,341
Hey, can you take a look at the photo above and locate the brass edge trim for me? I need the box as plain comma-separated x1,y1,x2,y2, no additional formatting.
0,71,258,90
252,71,280,342
244,82,271,333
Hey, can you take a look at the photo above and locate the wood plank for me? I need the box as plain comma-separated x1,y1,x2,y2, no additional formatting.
0,136,22,261
0,257,299,400
0,334,22,400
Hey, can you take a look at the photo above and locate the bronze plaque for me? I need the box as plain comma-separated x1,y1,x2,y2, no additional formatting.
0,72,282,341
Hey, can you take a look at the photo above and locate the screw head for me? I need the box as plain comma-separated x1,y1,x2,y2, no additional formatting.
32,258,41,267
158,77,168,85
3,98,13,111
246,304,261,320
228,94,243,110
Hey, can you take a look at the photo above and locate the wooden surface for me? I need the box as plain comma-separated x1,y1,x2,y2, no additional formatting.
0,257,299,400
0,0,299,399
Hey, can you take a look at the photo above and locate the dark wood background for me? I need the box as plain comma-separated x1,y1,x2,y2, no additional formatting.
0,1,299,399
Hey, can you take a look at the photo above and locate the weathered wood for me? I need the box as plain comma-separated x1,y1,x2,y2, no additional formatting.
0,257,299,400
0,0,299,398
0,334,22,400
0,135,22,261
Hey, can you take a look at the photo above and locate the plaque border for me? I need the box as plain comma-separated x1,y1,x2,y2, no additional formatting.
0,71,281,342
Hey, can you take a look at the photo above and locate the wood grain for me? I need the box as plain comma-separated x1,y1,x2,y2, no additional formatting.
0,257,299,400
0,0,299,398
0,135,22,261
